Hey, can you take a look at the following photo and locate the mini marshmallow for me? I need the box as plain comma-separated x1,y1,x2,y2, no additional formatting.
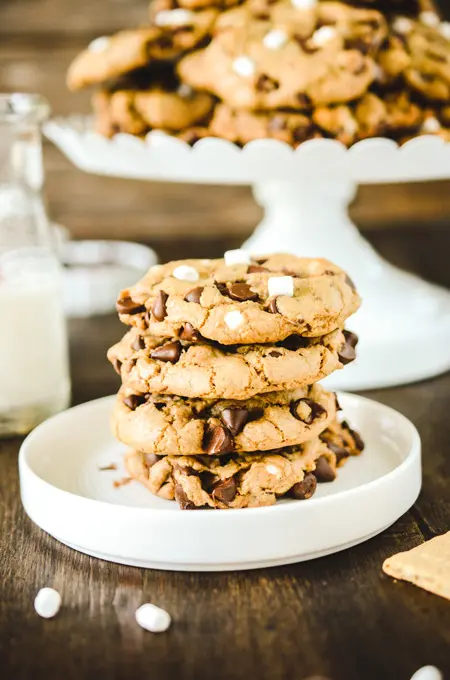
154,9,194,26
172,265,199,282
266,464,282,477
232,56,256,78
291,0,317,9
224,249,251,266
135,603,171,633
311,25,336,46
419,11,440,28
410,667,443,680
263,29,289,50
224,310,244,330
440,21,450,40
34,588,62,619
392,16,413,34
88,36,110,53
422,117,441,134
268,276,294,297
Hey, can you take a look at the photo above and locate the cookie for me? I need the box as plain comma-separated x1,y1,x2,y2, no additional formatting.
67,13,216,90
124,418,363,509
115,254,361,345
382,15,450,102
108,327,354,400
93,86,215,136
209,104,318,145
178,2,386,110
383,532,450,601
112,383,338,456
150,0,240,17
313,91,424,144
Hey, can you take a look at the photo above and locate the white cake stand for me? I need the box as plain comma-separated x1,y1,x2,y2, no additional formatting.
45,116,450,390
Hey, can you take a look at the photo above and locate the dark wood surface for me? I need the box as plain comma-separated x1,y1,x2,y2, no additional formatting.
1,232,450,680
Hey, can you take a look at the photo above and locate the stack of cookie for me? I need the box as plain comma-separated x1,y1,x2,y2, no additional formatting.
108,252,364,509
67,0,450,147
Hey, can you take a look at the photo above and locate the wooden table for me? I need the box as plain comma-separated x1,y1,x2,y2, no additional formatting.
1,232,450,680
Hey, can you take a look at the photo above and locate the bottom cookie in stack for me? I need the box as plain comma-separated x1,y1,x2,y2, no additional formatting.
125,419,364,510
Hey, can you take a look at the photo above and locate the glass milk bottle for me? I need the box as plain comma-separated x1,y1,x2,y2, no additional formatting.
0,94,70,436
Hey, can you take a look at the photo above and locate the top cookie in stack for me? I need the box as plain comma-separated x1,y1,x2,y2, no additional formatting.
67,0,450,146
108,252,364,509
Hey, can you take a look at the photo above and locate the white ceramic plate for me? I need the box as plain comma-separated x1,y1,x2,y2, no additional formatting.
19,393,421,572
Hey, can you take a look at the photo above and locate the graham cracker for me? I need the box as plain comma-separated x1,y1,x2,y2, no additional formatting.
382,532,450,601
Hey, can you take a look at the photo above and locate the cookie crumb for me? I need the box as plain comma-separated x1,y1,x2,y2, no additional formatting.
99,463,117,471
113,476,132,488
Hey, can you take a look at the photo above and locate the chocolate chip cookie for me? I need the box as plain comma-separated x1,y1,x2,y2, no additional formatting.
93,86,214,136
124,418,363,508
115,254,361,345
112,383,338,455
178,1,386,109
108,327,355,399
67,12,217,91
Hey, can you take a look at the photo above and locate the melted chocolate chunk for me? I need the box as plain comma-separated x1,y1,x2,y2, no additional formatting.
215,281,228,295
221,407,249,436
325,441,349,464
150,340,182,364
338,330,358,365
268,350,282,358
290,398,327,424
212,476,237,504
342,420,365,451
203,425,234,455
174,484,197,510
131,335,145,351
226,283,259,302
290,473,317,500
116,296,146,315
112,358,122,375
180,323,202,342
123,394,146,411
267,297,279,314
277,335,310,351
247,264,269,273
184,286,204,304
152,290,168,321
314,456,336,483
256,74,279,92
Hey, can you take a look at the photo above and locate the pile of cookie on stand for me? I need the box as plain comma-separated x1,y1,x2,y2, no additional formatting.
67,0,450,147
108,252,364,510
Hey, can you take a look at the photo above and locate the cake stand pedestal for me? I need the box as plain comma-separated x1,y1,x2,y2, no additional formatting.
44,118,450,390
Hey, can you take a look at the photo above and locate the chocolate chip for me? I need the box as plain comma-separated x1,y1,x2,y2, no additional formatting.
345,274,356,291
144,453,161,468
342,421,365,451
221,407,249,436
267,297,279,313
338,330,358,365
256,258,268,265
256,74,279,92
215,281,228,295
212,476,237,504
254,10,270,19
290,473,317,500
203,425,234,455
293,125,312,143
150,340,182,363
131,335,145,351
326,441,349,464
151,290,168,321
226,283,259,302
296,92,312,109
247,264,269,273
180,322,201,342
268,350,282,358
116,296,146,315
112,358,122,375
123,394,146,411
314,456,336,483
290,398,327,424
174,484,197,510
184,286,204,304
295,35,320,54
278,335,309,350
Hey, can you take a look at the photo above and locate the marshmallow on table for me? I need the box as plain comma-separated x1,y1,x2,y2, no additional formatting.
135,603,172,632
34,588,62,619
